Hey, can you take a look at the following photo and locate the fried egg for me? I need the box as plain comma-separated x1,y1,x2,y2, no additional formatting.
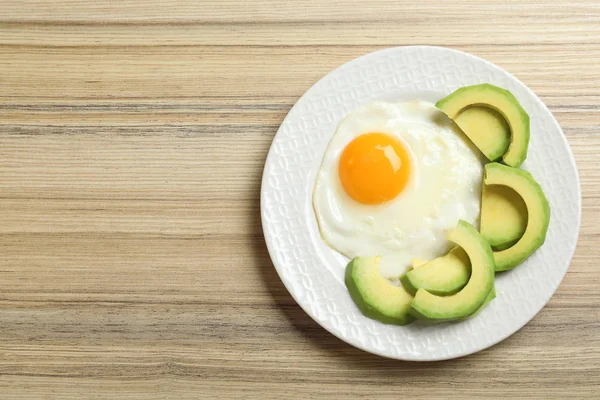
313,101,483,278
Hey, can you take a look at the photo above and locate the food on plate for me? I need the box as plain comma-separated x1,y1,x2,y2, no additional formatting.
345,256,414,326
400,247,470,296
410,221,495,322
312,101,483,278
312,83,550,327
455,106,511,161
436,83,530,168
458,284,496,321
481,184,528,248
410,258,429,268
484,163,550,271
409,245,497,320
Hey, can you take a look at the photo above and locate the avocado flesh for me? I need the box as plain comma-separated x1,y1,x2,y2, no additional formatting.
436,83,530,167
458,285,496,321
408,251,496,321
454,106,511,161
481,183,528,248
410,221,495,322
484,163,550,271
345,257,414,325
493,239,518,251
401,247,470,296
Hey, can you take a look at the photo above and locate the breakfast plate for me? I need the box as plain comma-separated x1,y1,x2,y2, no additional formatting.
260,46,580,361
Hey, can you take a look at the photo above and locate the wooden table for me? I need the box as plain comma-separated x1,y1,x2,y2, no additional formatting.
1,1,599,398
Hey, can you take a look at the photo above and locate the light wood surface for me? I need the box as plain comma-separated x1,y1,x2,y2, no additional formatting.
1,1,599,398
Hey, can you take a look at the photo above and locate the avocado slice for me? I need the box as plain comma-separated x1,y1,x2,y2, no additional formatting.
493,239,518,251
458,285,496,321
481,184,528,248
454,106,511,161
410,221,495,322
484,163,550,271
400,247,470,296
345,256,414,326
436,83,530,167
407,252,496,321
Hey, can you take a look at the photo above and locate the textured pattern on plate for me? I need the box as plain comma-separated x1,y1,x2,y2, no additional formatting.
261,46,581,361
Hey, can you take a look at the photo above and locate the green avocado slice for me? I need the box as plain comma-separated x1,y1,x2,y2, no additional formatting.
345,256,414,326
454,106,511,161
484,163,551,271
493,239,519,251
410,221,495,322
405,250,496,321
436,83,530,167
400,247,470,296
458,285,496,321
481,183,528,248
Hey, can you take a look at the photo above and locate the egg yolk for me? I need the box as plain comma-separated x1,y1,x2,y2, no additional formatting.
339,133,411,204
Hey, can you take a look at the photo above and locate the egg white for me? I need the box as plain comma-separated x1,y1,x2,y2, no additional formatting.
313,101,483,278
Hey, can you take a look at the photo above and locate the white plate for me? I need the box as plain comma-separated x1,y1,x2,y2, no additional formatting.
260,46,581,361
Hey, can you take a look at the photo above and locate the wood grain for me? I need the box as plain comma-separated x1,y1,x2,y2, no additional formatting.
0,1,599,398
